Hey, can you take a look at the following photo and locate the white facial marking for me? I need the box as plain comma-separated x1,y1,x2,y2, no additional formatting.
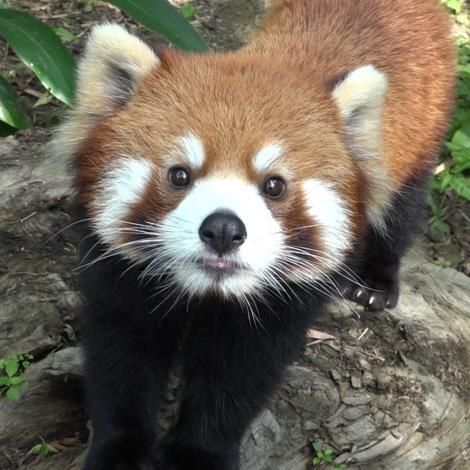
159,177,284,298
178,132,205,169
93,157,152,245
302,178,352,264
253,143,285,173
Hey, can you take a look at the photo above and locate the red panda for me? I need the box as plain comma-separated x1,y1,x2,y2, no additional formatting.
53,1,455,469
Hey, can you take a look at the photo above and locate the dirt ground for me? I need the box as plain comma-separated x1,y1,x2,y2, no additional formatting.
0,1,469,470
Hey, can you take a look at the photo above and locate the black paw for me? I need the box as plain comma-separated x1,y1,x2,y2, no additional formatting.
342,278,399,311
156,441,239,470
83,438,155,470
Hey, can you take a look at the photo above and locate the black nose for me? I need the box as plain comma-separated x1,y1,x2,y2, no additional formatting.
199,211,247,256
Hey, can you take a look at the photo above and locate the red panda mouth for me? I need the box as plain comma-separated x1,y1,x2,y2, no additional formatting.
197,257,243,273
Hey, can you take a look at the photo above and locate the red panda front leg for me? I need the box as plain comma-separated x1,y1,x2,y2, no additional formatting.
157,296,319,470
78,232,183,470
343,173,430,311
82,302,181,470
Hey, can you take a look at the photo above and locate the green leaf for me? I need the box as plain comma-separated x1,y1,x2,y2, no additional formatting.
179,3,197,21
6,384,21,400
5,357,19,377
449,174,470,200
30,442,59,455
441,0,461,13
8,376,25,385
439,170,453,191
29,444,44,455
312,442,322,453
451,123,470,149
0,75,31,129
426,192,441,218
0,377,10,386
452,160,470,173
0,9,76,105
53,26,78,42
312,457,321,465
0,120,17,137
450,144,470,162
107,0,207,52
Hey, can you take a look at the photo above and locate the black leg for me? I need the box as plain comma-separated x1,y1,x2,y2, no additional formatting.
83,315,180,470
77,237,183,470
158,297,318,470
343,173,430,311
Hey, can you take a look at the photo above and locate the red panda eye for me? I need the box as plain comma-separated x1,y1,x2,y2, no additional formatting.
263,177,286,199
168,167,191,188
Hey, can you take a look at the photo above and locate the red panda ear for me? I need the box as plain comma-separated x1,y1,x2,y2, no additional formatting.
51,24,158,159
332,64,388,153
76,23,159,117
331,65,391,230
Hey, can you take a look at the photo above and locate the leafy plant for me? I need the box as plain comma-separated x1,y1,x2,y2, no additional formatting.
434,1,470,201
312,442,346,469
441,0,462,14
0,353,33,401
0,8,76,105
28,437,60,457
0,0,207,135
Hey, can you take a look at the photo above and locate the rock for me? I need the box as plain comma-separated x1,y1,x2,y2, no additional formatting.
375,370,392,391
342,406,366,421
241,410,283,470
330,415,377,447
303,420,319,431
48,347,84,377
330,369,342,383
276,453,310,470
351,375,362,389
342,392,373,406
362,371,376,388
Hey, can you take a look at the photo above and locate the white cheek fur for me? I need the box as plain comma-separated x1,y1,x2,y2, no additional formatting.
93,157,153,246
159,177,285,298
302,178,352,266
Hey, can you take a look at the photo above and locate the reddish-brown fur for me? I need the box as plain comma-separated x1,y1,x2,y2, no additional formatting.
251,0,456,184
75,0,454,247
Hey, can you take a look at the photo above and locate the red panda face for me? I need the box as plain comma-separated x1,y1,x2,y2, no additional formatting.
55,25,391,300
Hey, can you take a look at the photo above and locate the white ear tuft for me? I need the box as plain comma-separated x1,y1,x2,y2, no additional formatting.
76,23,159,117
332,64,388,123
50,24,158,160
332,65,391,229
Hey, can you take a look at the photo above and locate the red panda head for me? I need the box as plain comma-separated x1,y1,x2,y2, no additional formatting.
54,24,390,300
